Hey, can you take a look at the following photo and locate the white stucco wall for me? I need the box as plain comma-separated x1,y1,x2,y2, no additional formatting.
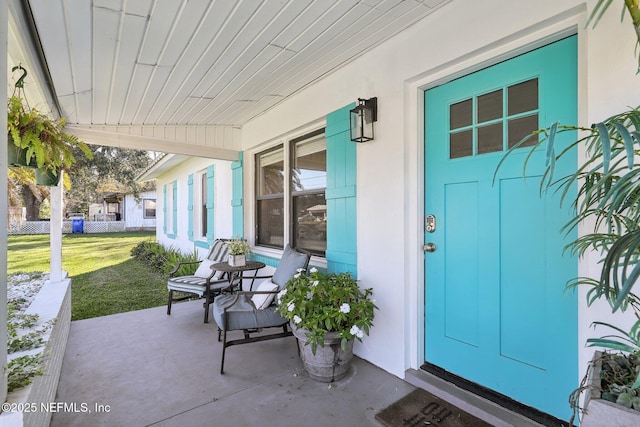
240,0,640,383
155,157,234,258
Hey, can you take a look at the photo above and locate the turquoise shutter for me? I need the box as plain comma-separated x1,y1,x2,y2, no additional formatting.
172,181,178,238
325,104,357,276
231,152,244,238
187,174,194,241
206,165,215,245
163,184,167,234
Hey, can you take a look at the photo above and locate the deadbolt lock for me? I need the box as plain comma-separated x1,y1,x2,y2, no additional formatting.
426,215,436,233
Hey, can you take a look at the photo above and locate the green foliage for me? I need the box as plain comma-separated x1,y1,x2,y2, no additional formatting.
7,95,93,173
595,352,640,411
64,146,154,215
7,304,53,354
500,108,640,313
227,237,250,255
276,269,377,354
131,241,199,276
7,355,43,392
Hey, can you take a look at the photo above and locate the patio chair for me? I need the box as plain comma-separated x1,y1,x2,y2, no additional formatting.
213,244,310,374
167,238,232,323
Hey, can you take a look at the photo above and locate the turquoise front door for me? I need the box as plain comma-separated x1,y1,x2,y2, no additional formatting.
424,36,577,420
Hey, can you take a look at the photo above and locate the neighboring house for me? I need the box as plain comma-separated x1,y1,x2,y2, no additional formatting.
88,191,157,231
8,1,640,424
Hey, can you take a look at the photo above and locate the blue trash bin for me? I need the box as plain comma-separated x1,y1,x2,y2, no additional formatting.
72,219,84,233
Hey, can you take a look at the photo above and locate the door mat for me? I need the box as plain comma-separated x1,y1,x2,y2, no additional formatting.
375,388,493,427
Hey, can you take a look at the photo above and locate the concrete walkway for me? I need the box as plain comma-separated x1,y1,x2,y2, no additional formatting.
51,300,415,427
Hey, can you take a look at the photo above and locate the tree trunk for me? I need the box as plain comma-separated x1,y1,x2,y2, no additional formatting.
21,186,41,220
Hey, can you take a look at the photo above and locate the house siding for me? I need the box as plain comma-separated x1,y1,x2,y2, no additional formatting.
156,157,233,257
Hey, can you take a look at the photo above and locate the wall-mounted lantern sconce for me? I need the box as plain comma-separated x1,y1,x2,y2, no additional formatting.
350,97,377,143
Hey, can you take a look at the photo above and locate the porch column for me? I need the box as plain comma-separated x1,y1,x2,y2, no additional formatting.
1,0,9,402
50,172,64,282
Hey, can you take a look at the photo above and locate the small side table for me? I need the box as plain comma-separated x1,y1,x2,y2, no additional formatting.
211,261,266,291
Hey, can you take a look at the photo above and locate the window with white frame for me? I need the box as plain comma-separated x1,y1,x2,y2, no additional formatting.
165,182,175,236
194,170,208,240
143,199,156,219
256,129,326,256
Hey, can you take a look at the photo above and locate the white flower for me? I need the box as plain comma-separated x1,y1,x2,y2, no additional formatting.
312,280,319,287
296,268,305,273
306,292,313,300
287,302,295,312
339,303,351,314
294,273,301,278
293,315,302,324
310,267,318,273
350,325,364,339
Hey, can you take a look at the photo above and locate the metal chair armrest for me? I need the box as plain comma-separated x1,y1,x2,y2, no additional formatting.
169,260,202,277
222,290,278,313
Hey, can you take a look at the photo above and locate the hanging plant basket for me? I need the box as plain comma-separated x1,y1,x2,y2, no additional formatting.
7,136,36,168
35,168,60,186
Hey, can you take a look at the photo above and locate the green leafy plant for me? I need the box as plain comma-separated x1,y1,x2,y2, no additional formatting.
276,268,377,354
7,95,93,174
130,241,198,276
227,237,250,256
7,354,43,392
499,106,640,422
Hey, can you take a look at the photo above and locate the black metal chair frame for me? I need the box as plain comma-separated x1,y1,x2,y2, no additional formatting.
217,248,310,374
166,239,234,323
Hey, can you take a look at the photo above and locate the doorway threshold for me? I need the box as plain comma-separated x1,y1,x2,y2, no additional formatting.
405,364,568,427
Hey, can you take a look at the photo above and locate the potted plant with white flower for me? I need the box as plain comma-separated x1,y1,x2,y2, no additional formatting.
227,237,250,267
276,268,377,382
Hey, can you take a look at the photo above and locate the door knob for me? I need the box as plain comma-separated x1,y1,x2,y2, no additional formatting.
424,243,436,253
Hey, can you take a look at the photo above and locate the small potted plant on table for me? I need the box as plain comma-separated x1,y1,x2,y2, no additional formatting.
227,238,250,267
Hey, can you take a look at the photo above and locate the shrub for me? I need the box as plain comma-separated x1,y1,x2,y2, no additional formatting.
131,241,199,276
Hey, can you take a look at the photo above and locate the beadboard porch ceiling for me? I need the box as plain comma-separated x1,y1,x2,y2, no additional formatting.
10,0,449,159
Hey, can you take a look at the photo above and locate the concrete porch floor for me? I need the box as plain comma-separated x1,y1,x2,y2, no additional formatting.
51,300,545,427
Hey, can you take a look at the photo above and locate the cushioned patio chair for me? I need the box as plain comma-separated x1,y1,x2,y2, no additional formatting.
213,244,310,374
167,238,231,323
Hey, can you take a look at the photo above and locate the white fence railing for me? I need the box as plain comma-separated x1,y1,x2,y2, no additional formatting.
8,221,126,235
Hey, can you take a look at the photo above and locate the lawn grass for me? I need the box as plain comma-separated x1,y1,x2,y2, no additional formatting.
8,232,169,320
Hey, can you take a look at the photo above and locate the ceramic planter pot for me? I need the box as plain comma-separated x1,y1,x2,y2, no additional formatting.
292,324,354,382
228,254,246,267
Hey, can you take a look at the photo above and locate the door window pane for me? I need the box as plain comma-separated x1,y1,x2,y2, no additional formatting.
477,123,503,154
508,114,539,148
477,89,502,123
450,130,473,158
450,99,472,129
508,79,538,115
